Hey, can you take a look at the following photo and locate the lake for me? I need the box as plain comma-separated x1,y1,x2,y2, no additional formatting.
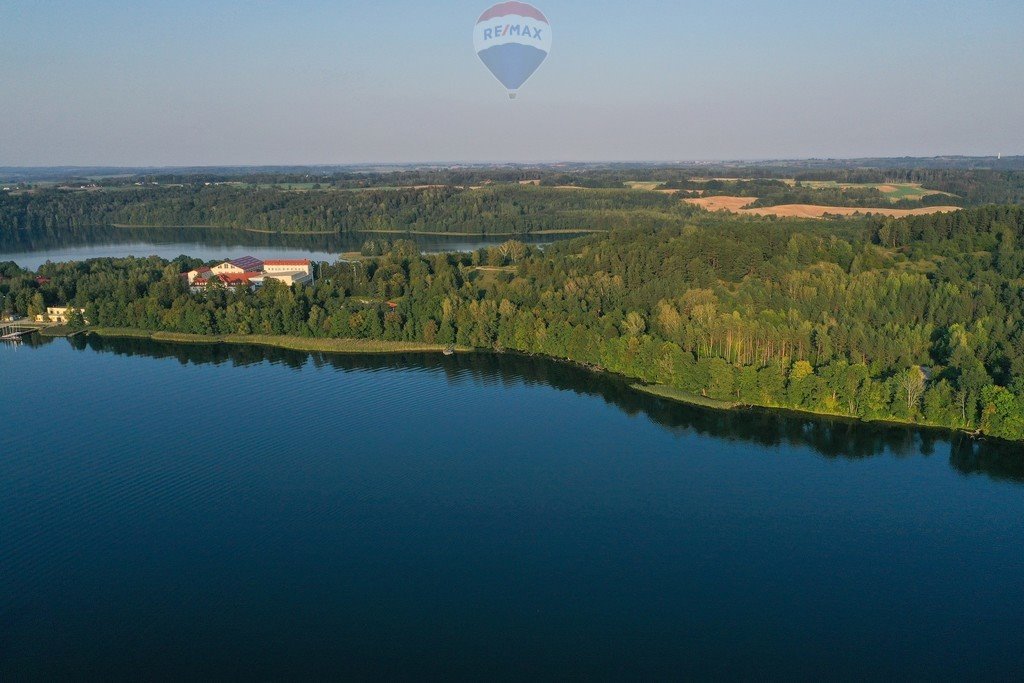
2,336,1023,679
0,226,580,271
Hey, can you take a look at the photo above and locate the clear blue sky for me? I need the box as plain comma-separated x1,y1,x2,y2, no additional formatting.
1,0,1021,165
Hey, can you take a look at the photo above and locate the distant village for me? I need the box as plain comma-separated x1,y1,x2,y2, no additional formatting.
183,256,313,293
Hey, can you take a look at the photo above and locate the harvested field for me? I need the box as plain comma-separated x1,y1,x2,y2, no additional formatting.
686,196,961,218
741,204,962,219
684,196,757,211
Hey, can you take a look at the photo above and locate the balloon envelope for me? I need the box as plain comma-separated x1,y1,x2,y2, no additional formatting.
474,2,551,97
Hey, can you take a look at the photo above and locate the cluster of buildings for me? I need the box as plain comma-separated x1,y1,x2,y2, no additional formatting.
183,257,313,293
20,256,313,324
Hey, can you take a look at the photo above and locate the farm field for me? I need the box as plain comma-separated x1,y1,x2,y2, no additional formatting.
741,203,962,218
623,181,666,190
786,180,952,202
684,196,962,218
684,196,757,211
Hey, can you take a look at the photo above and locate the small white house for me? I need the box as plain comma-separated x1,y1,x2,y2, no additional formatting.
36,307,87,324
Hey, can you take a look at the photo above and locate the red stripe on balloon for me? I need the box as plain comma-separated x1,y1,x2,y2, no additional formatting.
477,2,548,24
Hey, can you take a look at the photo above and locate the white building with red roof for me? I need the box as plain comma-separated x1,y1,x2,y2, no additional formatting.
183,257,312,292
184,266,213,284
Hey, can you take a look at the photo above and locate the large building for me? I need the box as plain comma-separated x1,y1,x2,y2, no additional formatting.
184,257,313,292
35,307,87,324
261,260,314,286
212,256,265,275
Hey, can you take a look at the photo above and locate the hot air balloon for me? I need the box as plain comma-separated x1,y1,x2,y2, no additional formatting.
473,2,551,99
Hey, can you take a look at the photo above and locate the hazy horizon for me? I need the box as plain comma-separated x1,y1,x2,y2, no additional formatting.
2,0,1022,166
3,156,1023,174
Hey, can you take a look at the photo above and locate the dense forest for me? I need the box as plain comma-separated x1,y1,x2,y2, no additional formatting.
3,206,1023,442
2,166,1023,237
0,185,689,235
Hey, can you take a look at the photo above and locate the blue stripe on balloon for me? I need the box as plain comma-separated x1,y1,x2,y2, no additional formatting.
477,43,548,91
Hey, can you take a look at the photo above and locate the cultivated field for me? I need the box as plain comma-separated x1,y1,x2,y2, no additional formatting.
742,204,962,219
685,196,757,211
684,196,962,219
623,181,666,191
785,180,952,202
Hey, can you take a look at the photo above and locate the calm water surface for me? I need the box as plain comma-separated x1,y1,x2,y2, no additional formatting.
0,227,576,270
2,337,1023,679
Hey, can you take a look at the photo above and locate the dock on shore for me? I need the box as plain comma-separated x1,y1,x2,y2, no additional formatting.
1,321,50,341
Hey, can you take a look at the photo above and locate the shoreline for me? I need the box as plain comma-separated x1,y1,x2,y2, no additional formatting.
350,229,603,236
108,224,601,237
111,224,339,236
631,383,740,410
84,328,470,355
69,327,1009,445
632,381,983,442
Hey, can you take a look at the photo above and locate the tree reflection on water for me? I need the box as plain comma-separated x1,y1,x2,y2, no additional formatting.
56,332,1024,483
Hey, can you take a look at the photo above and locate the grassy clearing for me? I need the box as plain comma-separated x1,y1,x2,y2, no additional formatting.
631,384,739,410
795,181,951,202
214,335,467,355
469,266,516,287
87,328,468,355
87,327,152,338
683,196,758,212
624,181,666,191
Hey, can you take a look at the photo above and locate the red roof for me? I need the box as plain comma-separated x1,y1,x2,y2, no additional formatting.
35,276,51,284
264,259,310,266
478,2,548,23
192,272,261,287
220,272,262,285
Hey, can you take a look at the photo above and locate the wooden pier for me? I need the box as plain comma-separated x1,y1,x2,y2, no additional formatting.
1,322,46,341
